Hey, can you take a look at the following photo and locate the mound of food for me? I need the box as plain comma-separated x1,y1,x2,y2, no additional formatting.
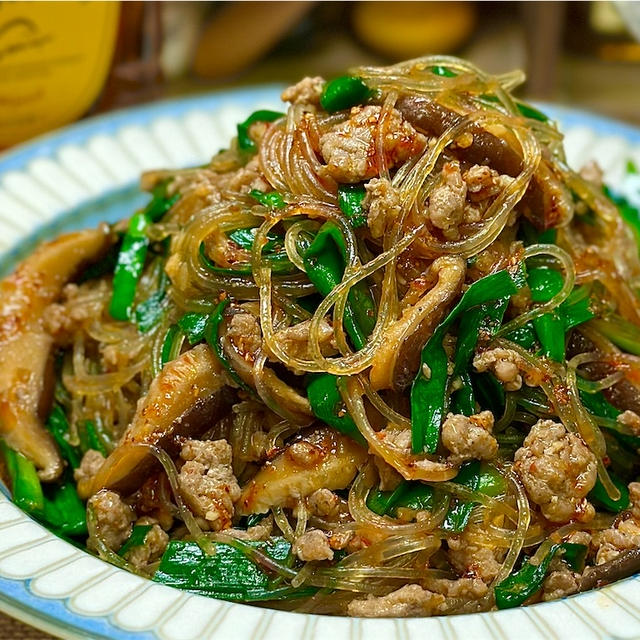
2,55,640,617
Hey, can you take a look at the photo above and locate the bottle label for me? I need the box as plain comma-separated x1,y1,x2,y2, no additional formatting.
0,1,119,147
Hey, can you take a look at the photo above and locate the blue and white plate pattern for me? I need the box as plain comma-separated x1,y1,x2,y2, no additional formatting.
1,87,640,640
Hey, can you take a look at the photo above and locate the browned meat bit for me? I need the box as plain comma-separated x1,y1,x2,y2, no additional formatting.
426,160,468,239
281,76,325,106
463,164,512,202
542,569,579,601
226,312,262,361
473,347,546,390
74,450,106,486
178,439,241,531
319,106,426,183
514,419,597,524
447,524,505,582
307,488,341,518
594,482,640,565
293,529,334,562
425,576,488,599
87,489,135,552
347,584,446,618
226,515,274,542
617,410,640,436
123,516,169,570
364,177,403,239
441,411,498,462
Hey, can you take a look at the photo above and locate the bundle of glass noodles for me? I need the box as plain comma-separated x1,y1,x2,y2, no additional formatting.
3,56,640,618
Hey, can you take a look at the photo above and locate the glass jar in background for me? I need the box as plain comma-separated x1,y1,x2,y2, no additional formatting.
0,1,120,148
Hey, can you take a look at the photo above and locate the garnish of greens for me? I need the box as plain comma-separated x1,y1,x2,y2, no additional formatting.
3,56,640,619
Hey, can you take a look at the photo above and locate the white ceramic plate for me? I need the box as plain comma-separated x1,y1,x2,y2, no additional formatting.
1,87,640,640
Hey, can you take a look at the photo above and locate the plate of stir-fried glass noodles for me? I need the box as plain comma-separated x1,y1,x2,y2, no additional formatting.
1,56,640,640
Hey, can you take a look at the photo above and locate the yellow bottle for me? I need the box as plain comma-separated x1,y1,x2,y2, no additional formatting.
0,1,119,148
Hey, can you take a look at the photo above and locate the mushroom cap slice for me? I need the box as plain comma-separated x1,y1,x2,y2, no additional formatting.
236,427,368,516
84,344,232,498
0,225,112,480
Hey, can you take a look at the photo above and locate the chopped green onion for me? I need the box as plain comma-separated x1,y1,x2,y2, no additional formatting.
320,76,372,113
178,312,209,346
307,374,366,446
411,268,523,453
119,525,153,557
153,538,312,601
337,184,367,228
303,221,376,350
495,542,587,609
237,110,284,153
248,189,286,210
46,405,81,469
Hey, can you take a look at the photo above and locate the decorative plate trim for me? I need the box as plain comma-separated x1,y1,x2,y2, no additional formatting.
1,87,640,639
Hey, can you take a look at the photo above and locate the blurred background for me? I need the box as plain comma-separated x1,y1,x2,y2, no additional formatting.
0,0,640,148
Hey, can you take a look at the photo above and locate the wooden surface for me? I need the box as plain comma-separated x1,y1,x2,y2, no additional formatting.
0,613,55,640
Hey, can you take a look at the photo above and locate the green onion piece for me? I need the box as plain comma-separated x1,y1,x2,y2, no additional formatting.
367,481,435,517
146,181,180,223
495,543,586,609
0,440,87,536
627,160,638,174
337,184,367,228
43,478,87,537
561,286,595,331
109,182,178,322
228,227,283,252
178,312,209,346
515,102,549,123
78,420,108,457
46,405,81,469
118,525,153,557
560,543,588,573
199,240,295,276
0,440,44,515
160,325,186,367
135,289,168,333
303,221,376,350
589,471,630,513
153,538,312,601
442,462,506,532
248,189,286,210
237,110,284,153
590,315,640,356
505,323,538,349
135,269,169,334
527,267,567,362
307,374,366,446
204,299,253,392
411,268,522,453
109,212,150,321
480,94,549,123
431,65,457,77
320,75,372,113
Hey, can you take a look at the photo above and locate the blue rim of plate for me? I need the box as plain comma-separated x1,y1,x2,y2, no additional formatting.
0,87,640,640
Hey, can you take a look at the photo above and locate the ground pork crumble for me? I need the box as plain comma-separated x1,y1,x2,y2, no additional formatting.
594,482,640,564
319,105,426,183
293,528,334,562
441,410,498,462
123,516,169,570
347,584,446,618
87,490,135,552
178,439,241,531
514,419,597,524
